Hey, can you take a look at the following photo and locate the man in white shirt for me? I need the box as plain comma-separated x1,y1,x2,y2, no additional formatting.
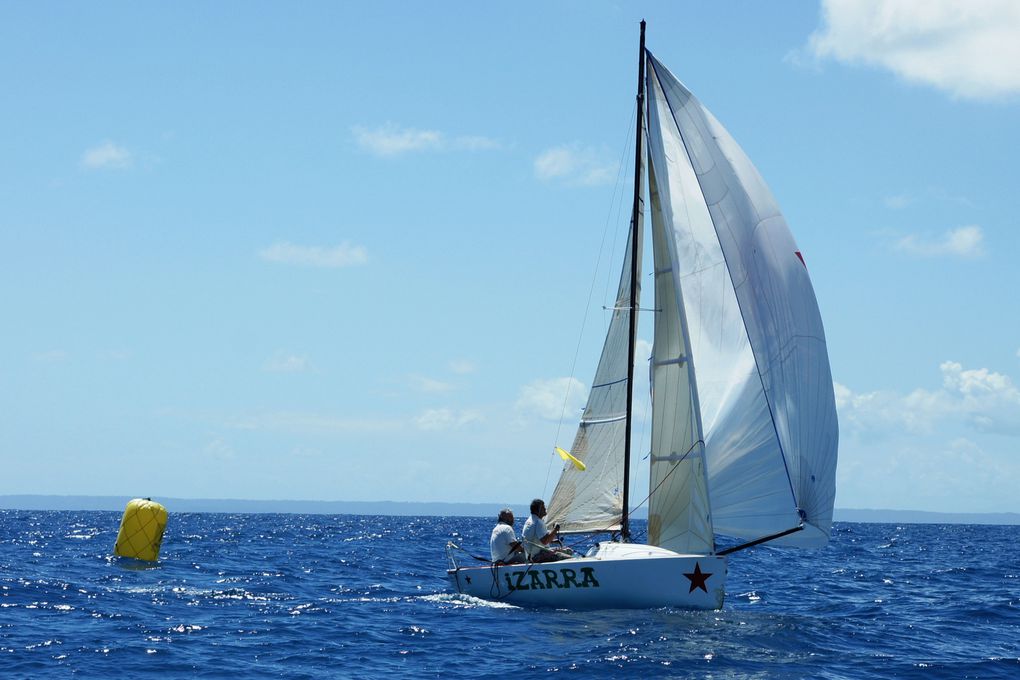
489,508,525,564
521,498,570,562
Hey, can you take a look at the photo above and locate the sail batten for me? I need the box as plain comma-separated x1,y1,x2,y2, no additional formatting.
580,414,628,425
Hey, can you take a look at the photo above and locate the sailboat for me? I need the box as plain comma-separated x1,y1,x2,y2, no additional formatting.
447,21,838,609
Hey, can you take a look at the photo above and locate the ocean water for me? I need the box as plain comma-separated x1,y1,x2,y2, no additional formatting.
1,511,1017,678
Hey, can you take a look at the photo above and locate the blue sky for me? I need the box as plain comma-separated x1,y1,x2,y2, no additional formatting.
2,1,1018,513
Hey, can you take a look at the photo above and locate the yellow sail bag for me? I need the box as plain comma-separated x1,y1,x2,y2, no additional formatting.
114,498,168,562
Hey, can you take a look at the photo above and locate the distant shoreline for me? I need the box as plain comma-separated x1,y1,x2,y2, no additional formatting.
1,495,1018,526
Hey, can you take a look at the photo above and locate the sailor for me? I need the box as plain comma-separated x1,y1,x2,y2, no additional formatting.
490,508,525,565
521,498,571,562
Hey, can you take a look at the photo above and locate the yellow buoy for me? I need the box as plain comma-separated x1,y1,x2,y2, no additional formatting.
114,498,168,562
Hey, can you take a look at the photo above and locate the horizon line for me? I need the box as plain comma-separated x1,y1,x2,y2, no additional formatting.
1,494,1018,525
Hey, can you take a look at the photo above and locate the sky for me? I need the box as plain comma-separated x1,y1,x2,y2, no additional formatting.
2,1,1018,514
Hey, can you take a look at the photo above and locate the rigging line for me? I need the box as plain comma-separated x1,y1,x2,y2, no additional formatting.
603,305,660,312
602,105,639,333
488,560,544,601
716,525,804,556
450,542,559,602
635,369,652,494
646,55,799,511
629,438,704,518
543,101,638,500
447,542,497,563
568,438,705,543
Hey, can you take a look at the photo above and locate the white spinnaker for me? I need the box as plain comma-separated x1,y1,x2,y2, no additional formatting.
646,52,837,546
646,158,714,555
547,216,643,534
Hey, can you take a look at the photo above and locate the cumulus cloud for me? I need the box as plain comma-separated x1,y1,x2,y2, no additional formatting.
534,144,616,186
940,361,1020,434
893,225,984,258
413,408,482,431
516,377,587,421
259,241,368,268
836,361,1020,438
352,124,499,157
837,360,1020,511
805,0,1020,100
80,141,133,169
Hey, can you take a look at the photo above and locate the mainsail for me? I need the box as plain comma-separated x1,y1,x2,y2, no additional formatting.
547,44,838,552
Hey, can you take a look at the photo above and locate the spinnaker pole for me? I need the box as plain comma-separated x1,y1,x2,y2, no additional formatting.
621,19,646,541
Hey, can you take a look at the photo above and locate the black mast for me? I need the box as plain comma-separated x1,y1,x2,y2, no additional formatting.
621,19,646,541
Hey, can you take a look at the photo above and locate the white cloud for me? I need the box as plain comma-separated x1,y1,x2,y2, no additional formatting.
413,408,482,431
448,359,477,375
882,188,975,211
516,377,587,421
204,438,236,460
893,225,984,258
836,360,1020,438
227,412,398,434
80,141,133,169
409,375,454,393
452,135,501,152
806,0,1020,100
835,381,950,436
264,353,310,373
940,361,1020,434
259,241,368,268
836,362,1020,511
534,144,616,186
32,349,69,363
352,124,499,157
288,447,323,458
837,433,1017,512
884,194,913,210
353,125,442,155
635,339,653,364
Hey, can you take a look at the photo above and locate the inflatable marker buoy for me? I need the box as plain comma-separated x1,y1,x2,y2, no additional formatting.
114,498,167,562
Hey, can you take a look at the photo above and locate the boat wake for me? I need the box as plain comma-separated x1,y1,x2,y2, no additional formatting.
417,592,520,609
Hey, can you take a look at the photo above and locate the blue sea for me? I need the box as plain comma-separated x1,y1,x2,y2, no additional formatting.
1,511,1017,678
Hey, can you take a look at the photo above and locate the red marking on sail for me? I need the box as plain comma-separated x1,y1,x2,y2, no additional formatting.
795,250,806,267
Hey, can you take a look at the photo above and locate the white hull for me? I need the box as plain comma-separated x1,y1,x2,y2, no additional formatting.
448,542,726,610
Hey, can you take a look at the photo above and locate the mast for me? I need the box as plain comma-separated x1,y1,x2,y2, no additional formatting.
621,19,646,541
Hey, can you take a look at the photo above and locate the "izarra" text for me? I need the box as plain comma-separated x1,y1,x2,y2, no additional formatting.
503,566,601,591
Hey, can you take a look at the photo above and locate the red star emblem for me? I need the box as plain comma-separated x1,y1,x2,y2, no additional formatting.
684,562,712,593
